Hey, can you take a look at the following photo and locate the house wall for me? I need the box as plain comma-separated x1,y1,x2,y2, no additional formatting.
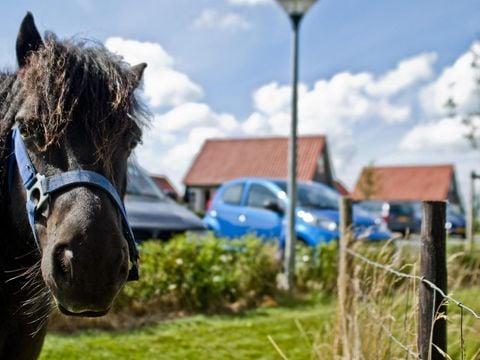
448,173,464,212
186,186,218,213
312,146,335,188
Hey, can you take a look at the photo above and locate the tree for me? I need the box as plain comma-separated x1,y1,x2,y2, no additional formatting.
447,47,480,147
358,162,379,200
447,46,480,245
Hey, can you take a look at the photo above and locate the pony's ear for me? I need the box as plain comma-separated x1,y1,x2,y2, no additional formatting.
131,63,147,86
16,12,44,68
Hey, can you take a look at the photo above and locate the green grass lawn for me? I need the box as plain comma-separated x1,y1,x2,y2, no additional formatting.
40,302,335,360
39,287,480,359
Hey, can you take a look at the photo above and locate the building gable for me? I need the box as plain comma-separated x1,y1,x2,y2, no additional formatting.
183,135,333,187
352,164,457,202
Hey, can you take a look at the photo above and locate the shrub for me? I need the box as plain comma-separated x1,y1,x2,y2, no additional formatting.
115,234,280,312
295,241,338,293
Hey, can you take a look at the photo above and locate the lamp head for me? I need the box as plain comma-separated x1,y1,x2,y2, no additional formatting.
276,0,318,17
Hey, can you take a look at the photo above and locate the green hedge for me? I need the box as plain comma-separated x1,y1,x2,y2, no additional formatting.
50,235,480,331
295,242,338,293
115,236,348,314
115,234,281,312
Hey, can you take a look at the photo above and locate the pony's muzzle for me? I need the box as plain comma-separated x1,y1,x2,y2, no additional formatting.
48,238,129,315
42,187,130,315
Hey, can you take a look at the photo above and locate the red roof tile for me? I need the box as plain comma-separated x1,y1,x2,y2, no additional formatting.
352,164,454,201
151,175,179,198
334,180,350,196
183,136,326,186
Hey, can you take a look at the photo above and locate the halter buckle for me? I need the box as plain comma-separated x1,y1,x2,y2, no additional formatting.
26,173,50,212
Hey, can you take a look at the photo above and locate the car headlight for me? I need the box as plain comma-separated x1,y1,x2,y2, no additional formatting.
374,217,389,230
317,219,338,231
298,210,337,231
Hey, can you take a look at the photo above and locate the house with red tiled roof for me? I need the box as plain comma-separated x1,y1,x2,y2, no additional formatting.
183,135,336,211
150,175,180,201
352,164,462,207
334,180,350,196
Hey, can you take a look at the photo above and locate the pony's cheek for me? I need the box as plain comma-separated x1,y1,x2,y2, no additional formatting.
35,220,49,250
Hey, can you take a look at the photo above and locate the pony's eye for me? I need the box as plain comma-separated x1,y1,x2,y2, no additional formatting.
18,125,32,139
128,137,140,152
127,128,142,153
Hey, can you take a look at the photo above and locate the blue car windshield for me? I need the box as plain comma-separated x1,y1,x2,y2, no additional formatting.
127,163,167,201
274,181,339,210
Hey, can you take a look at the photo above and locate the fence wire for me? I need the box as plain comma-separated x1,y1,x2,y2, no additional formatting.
356,285,419,359
343,246,480,321
340,244,480,359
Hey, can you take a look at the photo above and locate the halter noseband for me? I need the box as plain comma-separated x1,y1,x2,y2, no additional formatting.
8,127,139,281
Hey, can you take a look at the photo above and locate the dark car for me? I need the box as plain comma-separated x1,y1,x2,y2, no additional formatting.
385,202,419,235
412,202,466,238
125,163,206,241
358,200,467,238
203,177,391,247
445,206,466,237
356,201,418,235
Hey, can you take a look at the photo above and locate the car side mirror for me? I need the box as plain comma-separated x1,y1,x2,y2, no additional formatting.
263,199,284,214
165,191,178,201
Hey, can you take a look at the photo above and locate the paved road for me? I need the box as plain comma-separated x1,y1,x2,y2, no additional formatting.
394,233,475,248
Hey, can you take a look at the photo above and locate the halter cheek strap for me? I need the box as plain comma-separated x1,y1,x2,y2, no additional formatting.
8,127,139,281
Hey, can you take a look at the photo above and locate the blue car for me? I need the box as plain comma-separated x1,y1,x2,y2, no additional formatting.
203,177,391,246
411,202,466,238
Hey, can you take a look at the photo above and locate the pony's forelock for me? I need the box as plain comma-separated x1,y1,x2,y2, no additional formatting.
17,34,149,176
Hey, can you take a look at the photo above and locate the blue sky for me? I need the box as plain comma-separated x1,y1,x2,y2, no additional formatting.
1,0,479,202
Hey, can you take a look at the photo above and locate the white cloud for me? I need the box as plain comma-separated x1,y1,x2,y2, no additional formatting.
229,0,272,6
420,42,480,118
247,67,424,173
105,37,203,108
109,35,476,197
242,112,271,134
193,9,251,30
153,102,239,133
367,53,437,97
398,42,480,155
253,82,306,115
384,42,480,207
399,116,472,151
136,102,243,189
133,50,438,190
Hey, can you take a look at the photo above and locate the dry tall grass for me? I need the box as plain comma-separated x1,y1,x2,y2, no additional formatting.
311,241,480,359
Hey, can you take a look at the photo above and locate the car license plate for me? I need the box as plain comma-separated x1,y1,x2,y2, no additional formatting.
455,227,465,234
397,216,410,222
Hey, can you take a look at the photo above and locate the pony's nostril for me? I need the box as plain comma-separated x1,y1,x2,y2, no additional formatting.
53,245,74,283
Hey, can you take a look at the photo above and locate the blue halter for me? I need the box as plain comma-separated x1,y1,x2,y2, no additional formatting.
8,127,139,281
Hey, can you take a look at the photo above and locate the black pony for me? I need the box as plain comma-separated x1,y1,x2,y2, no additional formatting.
0,13,147,359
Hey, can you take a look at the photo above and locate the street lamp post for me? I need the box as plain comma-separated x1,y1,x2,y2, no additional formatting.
275,0,318,291
469,171,480,250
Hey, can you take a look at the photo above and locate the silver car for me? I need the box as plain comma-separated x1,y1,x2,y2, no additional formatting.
125,163,206,241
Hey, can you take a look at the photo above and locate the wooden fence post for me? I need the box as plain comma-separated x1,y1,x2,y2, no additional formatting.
468,171,479,251
336,196,354,358
418,201,447,360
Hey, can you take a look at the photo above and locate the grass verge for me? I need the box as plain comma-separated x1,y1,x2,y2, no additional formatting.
40,300,334,360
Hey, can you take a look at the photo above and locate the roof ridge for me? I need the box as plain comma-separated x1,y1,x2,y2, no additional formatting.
204,134,326,143
367,164,453,170
352,163,455,201
183,135,328,186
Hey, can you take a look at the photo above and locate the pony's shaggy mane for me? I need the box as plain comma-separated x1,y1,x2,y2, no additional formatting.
21,34,148,168
0,73,19,209
2,34,148,181
0,34,149,216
